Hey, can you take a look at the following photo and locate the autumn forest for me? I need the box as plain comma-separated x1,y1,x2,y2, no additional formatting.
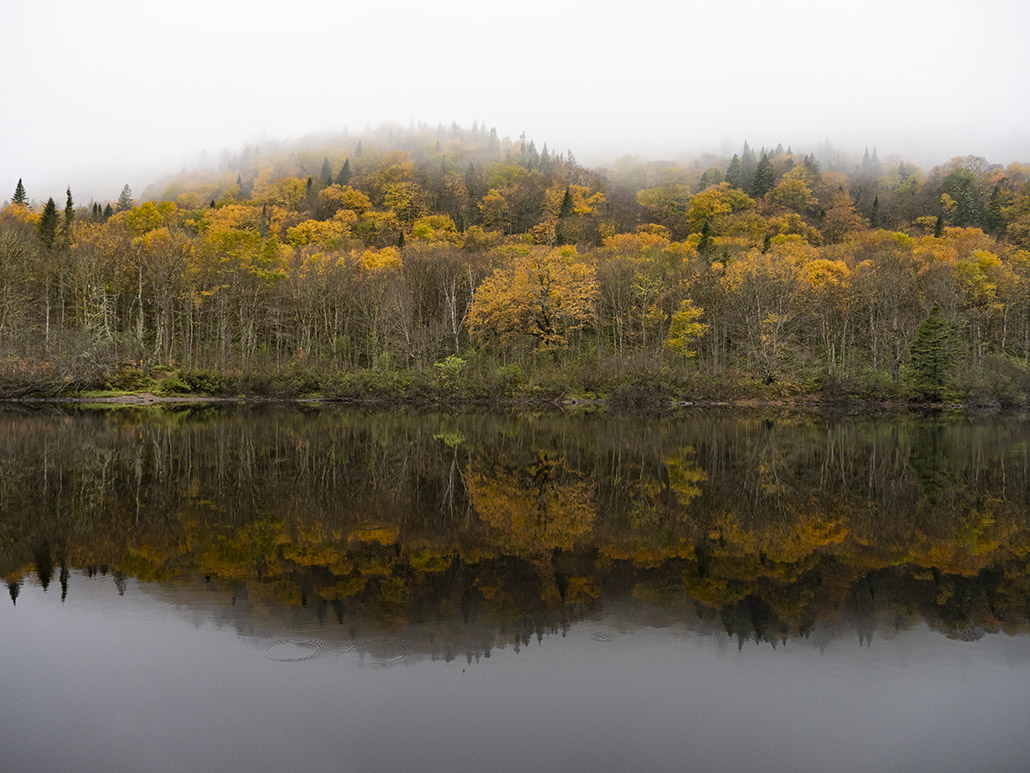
3,123,1030,404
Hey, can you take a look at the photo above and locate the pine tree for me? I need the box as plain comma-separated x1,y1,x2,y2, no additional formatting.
740,141,757,192
697,219,713,256
397,230,405,248
870,195,880,228
61,187,75,242
321,157,333,186
103,203,114,220
751,152,775,197
336,158,351,186
355,140,363,157
725,154,744,189
910,303,959,401
38,197,59,248
984,185,1003,234
933,215,943,238
12,178,28,205
558,186,573,219
117,184,133,211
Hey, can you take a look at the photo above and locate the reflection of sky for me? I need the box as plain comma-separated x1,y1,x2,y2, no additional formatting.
3,573,1029,772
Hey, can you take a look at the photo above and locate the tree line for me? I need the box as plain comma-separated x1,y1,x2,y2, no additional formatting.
2,124,1030,402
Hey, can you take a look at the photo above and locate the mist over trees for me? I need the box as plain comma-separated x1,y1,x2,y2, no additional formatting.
2,123,1030,403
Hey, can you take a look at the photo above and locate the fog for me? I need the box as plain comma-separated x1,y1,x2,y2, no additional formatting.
2,0,1027,203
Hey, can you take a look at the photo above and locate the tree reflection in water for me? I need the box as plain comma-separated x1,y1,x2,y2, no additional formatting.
2,406,1029,654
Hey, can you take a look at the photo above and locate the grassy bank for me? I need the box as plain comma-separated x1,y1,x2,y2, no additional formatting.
3,352,1029,410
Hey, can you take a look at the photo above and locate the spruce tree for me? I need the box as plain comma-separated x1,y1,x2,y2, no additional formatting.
725,154,744,190
62,187,75,242
697,219,713,256
558,186,573,219
12,178,28,206
984,185,1003,235
910,303,959,401
117,184,133,211
336,158,351,186
103,203,114,219
870,195,880,228
933,215,943,238
751,152,774,197
321,157,333,186
740,141,757,192
38,197,59,248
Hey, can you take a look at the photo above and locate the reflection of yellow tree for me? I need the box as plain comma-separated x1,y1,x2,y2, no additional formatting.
468,452,596,553
664,447,707,511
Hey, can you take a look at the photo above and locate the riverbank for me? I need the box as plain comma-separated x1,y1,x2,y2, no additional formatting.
2,359,1027,411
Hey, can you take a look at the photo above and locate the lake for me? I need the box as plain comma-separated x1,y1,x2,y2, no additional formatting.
2,405,1030,772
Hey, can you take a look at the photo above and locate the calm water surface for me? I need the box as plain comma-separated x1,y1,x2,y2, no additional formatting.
2,406,1030,772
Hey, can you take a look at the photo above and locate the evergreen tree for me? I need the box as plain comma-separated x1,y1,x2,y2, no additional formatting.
103,203,114,219
117,184,133,211
751,152,774,197
933,214,943,238
61,187,75,243
698,168,723,189
336,158,351,186
355,140,363,157
12,178,28,205
725,154,744,190
397,230,405,248
697,219,713,256
321,157,333,186
870,195,880,228
740,141,757,192
38,197,59,248
910,303,960,401
803,154,821,177
558,186,573,219
984,185,1003,234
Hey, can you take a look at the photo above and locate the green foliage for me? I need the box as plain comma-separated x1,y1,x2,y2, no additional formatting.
37,197,59,249
105,367,154,392
179,370,229,395
909,303,960,401
117,184,133,212
12,178,27,206
751,151,774,197
434,354,467,392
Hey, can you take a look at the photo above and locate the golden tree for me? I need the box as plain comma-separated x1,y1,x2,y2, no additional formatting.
467,246,599,350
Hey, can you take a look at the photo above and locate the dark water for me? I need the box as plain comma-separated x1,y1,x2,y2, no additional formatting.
2,405,1030,772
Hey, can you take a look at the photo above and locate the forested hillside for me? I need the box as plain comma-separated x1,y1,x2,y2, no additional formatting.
3,124,1030,403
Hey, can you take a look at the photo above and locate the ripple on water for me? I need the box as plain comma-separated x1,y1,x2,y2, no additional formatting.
340,639,416,667
591,632,614,642
263,638,329,662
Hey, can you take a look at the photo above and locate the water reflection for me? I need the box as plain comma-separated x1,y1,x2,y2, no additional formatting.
2,405,1030,653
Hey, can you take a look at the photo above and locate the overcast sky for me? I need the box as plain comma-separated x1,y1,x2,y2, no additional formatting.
2,0,1028,203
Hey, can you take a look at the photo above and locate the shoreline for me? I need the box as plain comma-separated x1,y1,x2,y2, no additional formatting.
0,390,1005,413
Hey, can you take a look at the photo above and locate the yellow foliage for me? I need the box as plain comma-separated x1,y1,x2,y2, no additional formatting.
286,218,351,247
664,299,708,358
468,246,599,350
411,214,461,244
358,246,402,272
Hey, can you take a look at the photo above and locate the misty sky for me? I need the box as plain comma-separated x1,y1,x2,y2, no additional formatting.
2,0,1028,203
